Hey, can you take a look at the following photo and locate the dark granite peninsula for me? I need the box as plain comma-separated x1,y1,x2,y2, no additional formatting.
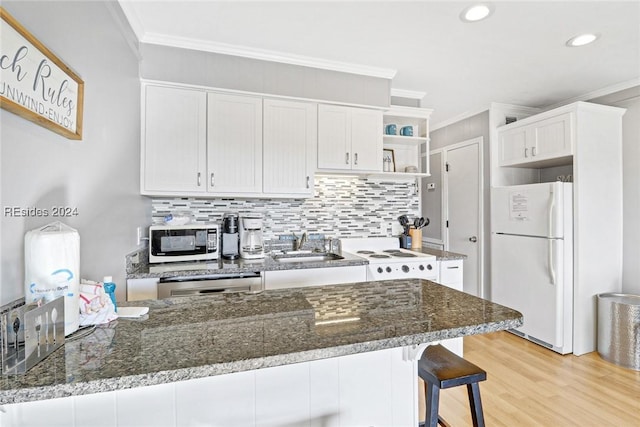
0,279,521,427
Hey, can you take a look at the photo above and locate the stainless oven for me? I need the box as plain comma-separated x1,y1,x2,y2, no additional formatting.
157,272,262,298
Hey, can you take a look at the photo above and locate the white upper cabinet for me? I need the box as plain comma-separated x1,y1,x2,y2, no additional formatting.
207,93,263,194
317,104,383,172
351,108,384,171
142,85,207,194
263,99,317,196
499,112,573,168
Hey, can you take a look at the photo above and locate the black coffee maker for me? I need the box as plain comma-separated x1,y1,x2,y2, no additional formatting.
221,213,240,260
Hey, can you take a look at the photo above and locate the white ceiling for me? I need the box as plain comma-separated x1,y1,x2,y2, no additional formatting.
118,1,640,127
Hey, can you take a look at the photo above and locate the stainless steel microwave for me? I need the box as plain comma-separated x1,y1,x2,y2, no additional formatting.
149,224,219,263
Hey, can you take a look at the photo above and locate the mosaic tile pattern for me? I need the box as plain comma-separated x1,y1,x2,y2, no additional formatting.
150,176,420,240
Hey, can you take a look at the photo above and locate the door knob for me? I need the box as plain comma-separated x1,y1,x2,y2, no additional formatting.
469,236,478,242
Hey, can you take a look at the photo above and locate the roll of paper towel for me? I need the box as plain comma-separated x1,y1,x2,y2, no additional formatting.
25,222,80,336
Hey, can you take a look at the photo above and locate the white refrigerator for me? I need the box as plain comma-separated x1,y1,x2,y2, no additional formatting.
491,182,573,354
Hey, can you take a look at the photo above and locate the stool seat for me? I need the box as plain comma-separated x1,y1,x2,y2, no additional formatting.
419,344,487,389
418,344,487,427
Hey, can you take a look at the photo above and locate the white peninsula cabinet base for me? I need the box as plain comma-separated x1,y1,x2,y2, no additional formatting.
1,346,424,427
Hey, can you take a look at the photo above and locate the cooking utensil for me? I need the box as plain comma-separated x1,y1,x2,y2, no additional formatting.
35,315,42,357
398,215,410,235
12,314,20,350
45,311,49,348
51,308,58,344
421,218,430,229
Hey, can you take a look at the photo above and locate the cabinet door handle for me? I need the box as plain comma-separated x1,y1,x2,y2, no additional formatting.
345,152,350,164
524,147,529,158
532,147,536,156
210,173,215,187
354,152,358,165
197,172,201,187
306,176,310,189
469,236,478,243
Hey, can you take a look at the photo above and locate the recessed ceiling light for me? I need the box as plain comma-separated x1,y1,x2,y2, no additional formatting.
566,33,599,47
460,4,494,22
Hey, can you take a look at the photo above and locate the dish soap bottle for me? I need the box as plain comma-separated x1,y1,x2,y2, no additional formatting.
103,276,117,312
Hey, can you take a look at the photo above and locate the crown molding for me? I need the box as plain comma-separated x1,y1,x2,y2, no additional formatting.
116,0,146,42
390,88,427,99
544,78,640,110
139,32,397,80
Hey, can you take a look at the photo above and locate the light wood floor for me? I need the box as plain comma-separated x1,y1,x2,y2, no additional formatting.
419,331,640,426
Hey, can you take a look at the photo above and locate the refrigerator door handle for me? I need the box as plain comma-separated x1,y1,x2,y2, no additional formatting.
548,239,557,285
548,187,555,237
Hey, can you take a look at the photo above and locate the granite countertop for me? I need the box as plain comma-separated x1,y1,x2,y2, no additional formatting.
413,247,467,260
128,248,463,281
0,279,522,405
128,251,368,280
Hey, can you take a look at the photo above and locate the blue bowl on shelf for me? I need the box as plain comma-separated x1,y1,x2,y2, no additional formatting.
385,124,397,135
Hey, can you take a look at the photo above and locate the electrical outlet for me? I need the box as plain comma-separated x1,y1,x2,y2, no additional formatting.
136,226,143,246
379,222,387,234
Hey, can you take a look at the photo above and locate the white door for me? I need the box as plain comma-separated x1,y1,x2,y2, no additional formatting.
143,85,207,193
207,93,263,193
350,108,383,171
445,138,483,296
263,99,317,195
491,182,568,238
317,104,351,170
492,234,566,348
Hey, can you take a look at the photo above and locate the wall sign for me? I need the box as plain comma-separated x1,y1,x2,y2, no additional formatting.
0,7,84,140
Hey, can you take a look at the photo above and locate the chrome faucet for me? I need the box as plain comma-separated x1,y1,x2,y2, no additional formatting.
293,232,307,251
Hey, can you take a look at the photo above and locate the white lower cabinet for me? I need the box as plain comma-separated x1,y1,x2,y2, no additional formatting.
434,259,464,356
126,278,160,301
264,266,367,290
438,259,464,291
2,347,419,427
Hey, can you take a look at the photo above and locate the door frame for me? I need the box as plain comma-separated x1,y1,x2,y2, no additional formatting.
426,137,484,296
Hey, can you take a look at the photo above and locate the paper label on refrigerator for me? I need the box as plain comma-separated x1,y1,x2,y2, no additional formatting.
509,192,529,220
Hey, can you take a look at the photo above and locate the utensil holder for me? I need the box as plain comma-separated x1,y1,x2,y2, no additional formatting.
1,297,65,374
409,227,422,249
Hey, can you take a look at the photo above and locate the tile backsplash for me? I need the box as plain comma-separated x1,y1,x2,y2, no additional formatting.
151,176,420,240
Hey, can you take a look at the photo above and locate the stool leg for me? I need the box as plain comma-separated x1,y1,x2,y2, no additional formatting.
466,383,485,427
424,382,440,427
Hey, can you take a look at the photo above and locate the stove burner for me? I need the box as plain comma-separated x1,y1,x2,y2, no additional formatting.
357,250,375,254
369,254,391,259
391,252,417,258
382,249,402,253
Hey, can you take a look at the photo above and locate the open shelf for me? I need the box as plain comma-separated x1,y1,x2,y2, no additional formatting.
383,135,429,145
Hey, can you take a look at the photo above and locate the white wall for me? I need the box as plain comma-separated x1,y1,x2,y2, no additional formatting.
0,1,150,305
620,96,640,294
589,88,640,295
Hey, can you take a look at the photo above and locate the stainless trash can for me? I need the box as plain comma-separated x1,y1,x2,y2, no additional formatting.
597,293,640,371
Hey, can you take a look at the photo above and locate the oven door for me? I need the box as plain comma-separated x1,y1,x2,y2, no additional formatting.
157,272,262,298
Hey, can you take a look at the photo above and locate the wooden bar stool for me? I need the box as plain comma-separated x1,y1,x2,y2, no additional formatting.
418,344,487,427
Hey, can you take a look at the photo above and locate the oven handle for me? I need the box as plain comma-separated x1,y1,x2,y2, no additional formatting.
159,271,261,283
170,286,253,297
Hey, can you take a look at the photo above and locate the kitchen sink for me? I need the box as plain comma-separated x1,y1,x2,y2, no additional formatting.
271,252,344,263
